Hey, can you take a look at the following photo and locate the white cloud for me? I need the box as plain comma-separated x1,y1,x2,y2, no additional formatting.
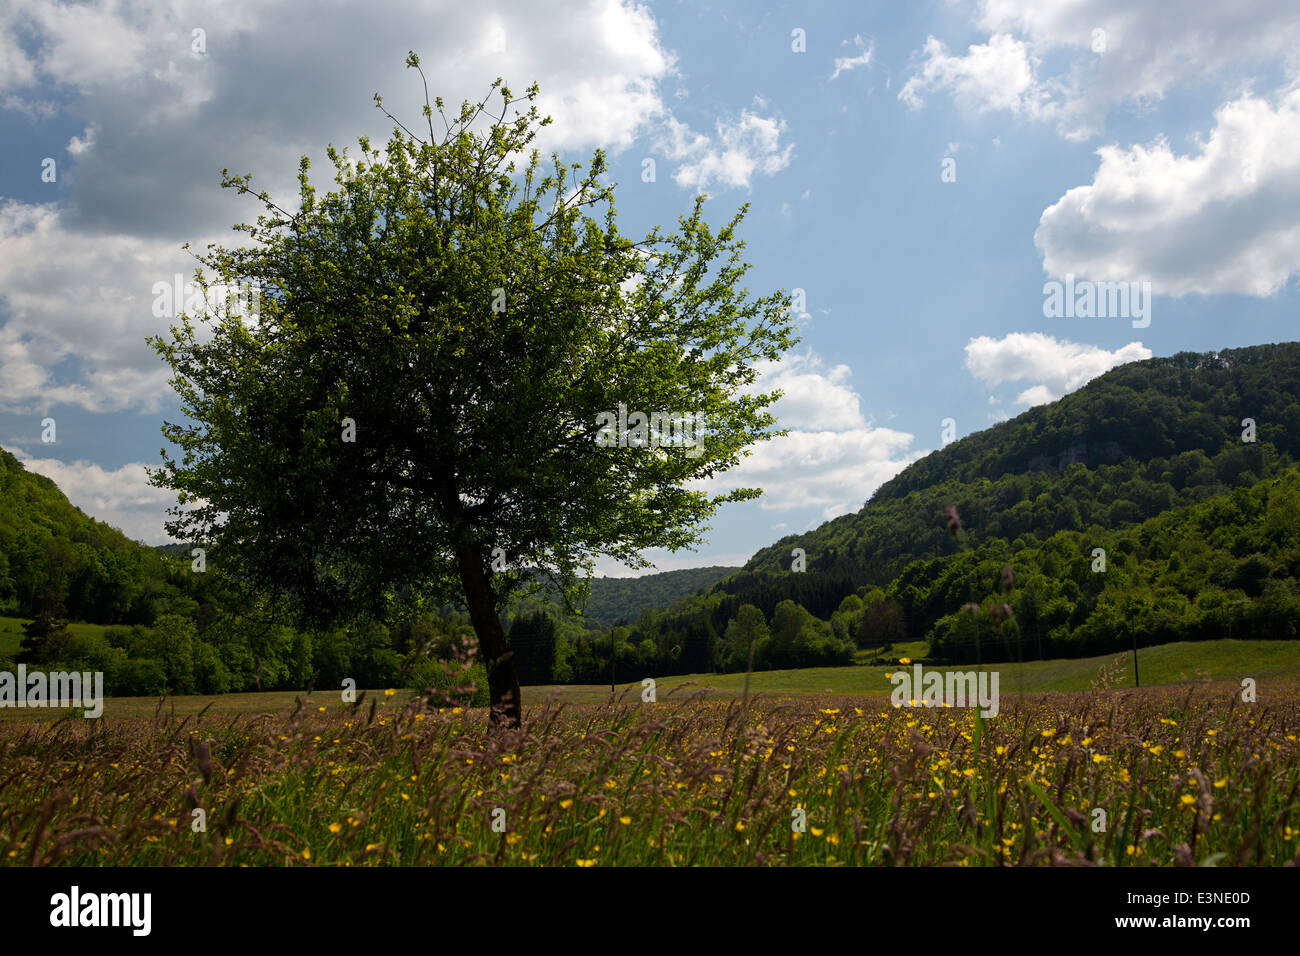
0,0,697,414
660,105,794,192
830,35,874,81
11,448,179,544
902,0,1300,139
0,201,193,413
1036,87,1300,296
899,33,1052,118
697,350,922,513
964,332,1152,406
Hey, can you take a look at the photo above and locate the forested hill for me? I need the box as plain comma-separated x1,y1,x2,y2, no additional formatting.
0,447,192,624
743,343,1300,584
511,566,740,628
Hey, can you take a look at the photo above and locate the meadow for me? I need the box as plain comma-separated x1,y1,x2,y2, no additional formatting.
1,655,1298,866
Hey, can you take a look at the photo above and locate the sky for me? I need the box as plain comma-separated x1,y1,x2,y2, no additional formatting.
1,0,1298,575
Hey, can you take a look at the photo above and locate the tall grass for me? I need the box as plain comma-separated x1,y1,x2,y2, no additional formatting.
2,681,1297,866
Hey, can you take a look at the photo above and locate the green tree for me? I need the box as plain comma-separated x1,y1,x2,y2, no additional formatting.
148,62,796,727
720,603,768,671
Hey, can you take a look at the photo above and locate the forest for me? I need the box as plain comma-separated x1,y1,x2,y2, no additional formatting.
3,342,1300,694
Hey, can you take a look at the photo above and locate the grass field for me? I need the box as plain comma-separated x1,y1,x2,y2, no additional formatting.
0,615,112,660
3,630,1299,866
1,679,1297,866
1,637,1291,720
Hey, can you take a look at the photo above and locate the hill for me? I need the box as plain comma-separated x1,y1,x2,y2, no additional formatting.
0,447,195,625
512,566,740,628
614,343,1300,670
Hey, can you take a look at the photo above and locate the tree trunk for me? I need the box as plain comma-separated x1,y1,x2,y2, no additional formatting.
456,544,522,728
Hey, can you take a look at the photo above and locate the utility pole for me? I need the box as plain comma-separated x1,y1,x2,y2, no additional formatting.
1131,631,1140,688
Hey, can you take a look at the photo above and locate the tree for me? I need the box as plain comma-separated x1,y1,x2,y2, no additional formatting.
720,603,768,671
16,590,72,666
148,58,797,728
509,610,557,685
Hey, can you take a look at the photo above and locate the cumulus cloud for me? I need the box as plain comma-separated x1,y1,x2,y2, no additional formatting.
0,0,788,414
10,447,179,544
902,0,1300,139
899,33,1052,118
697,351,921,517
659,105,793,193
830,35,874,80
1036,87,1300,296
964,332,1152,406
0,201,194,413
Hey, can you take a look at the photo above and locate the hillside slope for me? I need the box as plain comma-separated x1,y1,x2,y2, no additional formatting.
609,343,1300,672
745,343,1299,582
0,448,190,624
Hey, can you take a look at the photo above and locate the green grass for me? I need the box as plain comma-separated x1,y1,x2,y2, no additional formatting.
0,616,110,659
527,638,1300,706
1,632,1297,720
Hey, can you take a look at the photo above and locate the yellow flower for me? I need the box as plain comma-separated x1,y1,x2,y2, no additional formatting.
1092,754,1108,763
620,816,632,826
576,859,596,867
1180,795,1196,806
560,799,574,810
810,827,824,837
384,689,396,697
899,657,912,665
301,847,311,861
735,821,745,832
328,823,342,833
506,833,521,845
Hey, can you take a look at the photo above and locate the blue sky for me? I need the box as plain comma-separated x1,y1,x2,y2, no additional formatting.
1,0,1298,574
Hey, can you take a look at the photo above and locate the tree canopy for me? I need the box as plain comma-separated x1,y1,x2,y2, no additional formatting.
148,59,798,725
